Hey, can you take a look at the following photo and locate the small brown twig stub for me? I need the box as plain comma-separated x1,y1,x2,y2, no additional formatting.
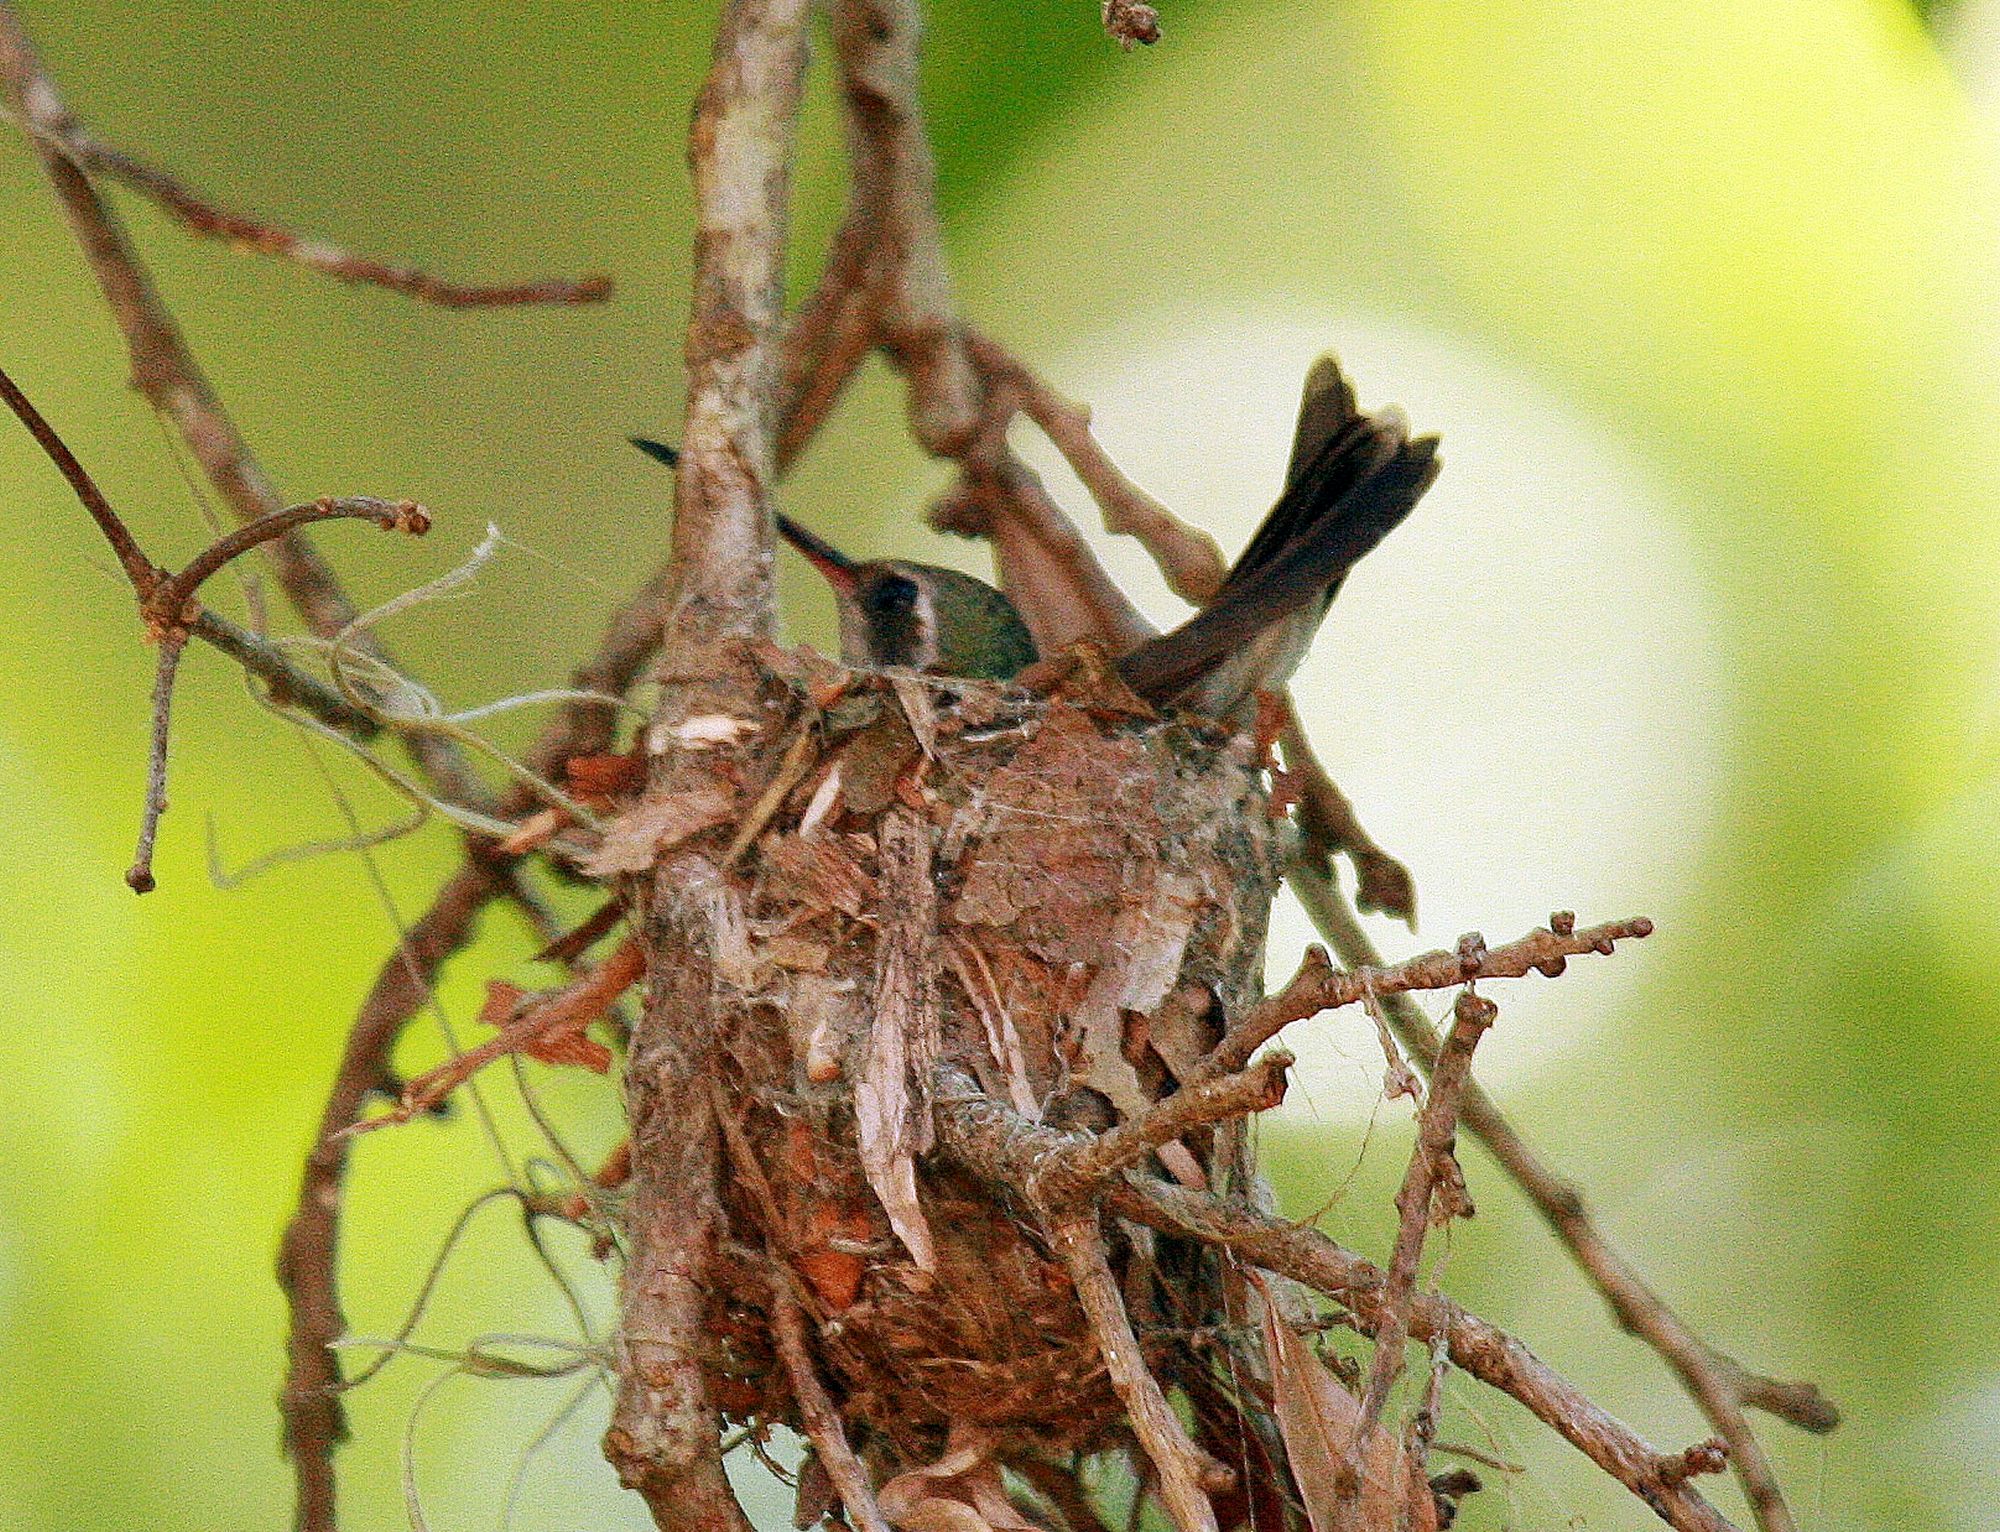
125,626,187,893
1102,0,1162,49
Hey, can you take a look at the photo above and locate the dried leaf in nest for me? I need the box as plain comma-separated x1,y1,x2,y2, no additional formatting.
1260,1301,1438,1532
835,707,923,818
565,747,647,807
877,1430,1045,1532
786,1120,874,1311
582,785,735,876
857,806,943,1271
760,830,877,918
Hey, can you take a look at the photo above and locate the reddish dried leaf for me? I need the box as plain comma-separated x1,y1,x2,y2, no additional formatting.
797,1197,873,1311
565,750,647,798
478,980,527,1025
478,977,612,1072
520,1028,613,1073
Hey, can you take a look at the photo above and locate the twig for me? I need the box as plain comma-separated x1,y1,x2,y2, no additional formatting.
828,0,978,457
767,1274,894,1532
1351,991,1494,1458
828,0,1158,658
934,1071,1741,1532
152,496,430,619
187,609,380,736
0,357,383,734
0,361,442,885
1050,1215,1222,1532
125,627,187,893
355,936,644,1129
0,2,487,807
50,132,611,306
965,331,1224,606
1056,1051,1292,1195
1288,861,1836,1532
773,166,887,474
0,357,156,587
606,0,810,1525
275,860,504,1532
1280,708,1416,926
1199,915,1651,1082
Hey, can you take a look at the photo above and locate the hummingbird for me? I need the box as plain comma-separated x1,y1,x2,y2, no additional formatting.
630,355,1439,724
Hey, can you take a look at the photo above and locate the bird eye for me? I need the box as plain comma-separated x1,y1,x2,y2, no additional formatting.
864,575,918,615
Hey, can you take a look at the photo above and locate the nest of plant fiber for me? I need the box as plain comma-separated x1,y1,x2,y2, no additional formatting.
639,650,1281,1470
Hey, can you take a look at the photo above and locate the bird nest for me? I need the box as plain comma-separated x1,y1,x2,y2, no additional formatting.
643,650,1281,1469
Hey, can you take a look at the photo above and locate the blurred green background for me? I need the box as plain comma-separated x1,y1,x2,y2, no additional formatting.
4,1,1999,1528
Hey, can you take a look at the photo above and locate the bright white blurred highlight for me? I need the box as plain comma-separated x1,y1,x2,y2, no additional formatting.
1011,310,1731,1118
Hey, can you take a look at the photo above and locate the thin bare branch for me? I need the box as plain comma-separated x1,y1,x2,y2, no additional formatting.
768,1274,894,1532
125,627,187,893
155,496,430,618
934,1077,1739,1532
0,3,486,806
1050,1215,1222,1532
0,362,439,884
965,331,1224,606
1200,915,1650,1083
829,0,1157,657
1288,860,1836,1532
1351,990,1494,1458
276,860,504,1532
1057,1051,1292,1193
54,132,611,306
0,359,157,590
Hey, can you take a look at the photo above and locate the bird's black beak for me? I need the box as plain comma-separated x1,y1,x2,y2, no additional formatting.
632,435,859,596
775,514,860,596
628,435,680,469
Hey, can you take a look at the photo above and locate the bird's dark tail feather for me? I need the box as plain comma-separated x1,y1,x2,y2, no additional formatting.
1116,415,1438,706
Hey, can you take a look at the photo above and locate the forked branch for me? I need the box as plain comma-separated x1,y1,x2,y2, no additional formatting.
1289,859,1837,1532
